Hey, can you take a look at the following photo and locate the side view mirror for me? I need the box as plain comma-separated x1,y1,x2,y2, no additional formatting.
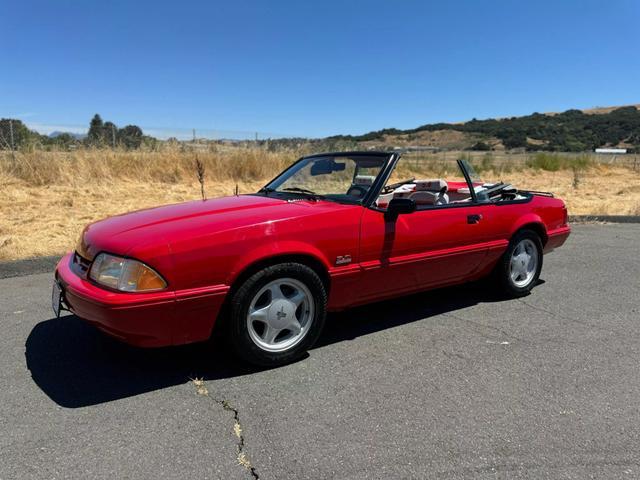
385,198,416,220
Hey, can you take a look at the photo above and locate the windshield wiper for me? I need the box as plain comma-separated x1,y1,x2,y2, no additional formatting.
259,186,331,202
280,187,325,200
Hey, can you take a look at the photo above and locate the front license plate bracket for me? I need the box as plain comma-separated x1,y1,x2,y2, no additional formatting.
52,280,70,318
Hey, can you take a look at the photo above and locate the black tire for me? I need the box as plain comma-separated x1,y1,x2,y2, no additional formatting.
494,229,543,298
228,263,327,366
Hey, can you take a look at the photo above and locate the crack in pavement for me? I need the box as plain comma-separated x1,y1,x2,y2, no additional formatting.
442,349,469,360
442,311,529,344
440,309,579,348
516,298,637,340
191,378,260,480
445,304,624,349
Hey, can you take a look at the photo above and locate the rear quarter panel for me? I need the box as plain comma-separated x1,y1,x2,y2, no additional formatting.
489,194,568,239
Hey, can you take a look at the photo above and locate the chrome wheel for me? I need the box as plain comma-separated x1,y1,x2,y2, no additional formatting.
509,238,538,288
246,278,315,353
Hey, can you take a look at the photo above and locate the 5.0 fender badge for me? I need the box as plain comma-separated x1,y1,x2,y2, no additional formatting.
335,255,352,265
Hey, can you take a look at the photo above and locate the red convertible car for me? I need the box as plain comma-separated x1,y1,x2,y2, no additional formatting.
53,151,570,365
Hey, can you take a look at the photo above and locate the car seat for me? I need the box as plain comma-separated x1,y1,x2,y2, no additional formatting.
409,179,449,206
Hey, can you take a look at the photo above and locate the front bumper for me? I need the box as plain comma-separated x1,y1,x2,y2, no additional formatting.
55,253,229,347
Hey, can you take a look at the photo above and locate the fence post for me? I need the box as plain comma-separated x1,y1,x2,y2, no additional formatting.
9,119,15,160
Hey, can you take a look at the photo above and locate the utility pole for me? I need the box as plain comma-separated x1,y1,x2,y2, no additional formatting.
9,119,15,160
193,129,196,143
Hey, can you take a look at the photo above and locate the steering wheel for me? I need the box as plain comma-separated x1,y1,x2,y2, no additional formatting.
347,185,368,198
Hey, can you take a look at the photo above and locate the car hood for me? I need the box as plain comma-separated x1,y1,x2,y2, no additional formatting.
78,194,338,260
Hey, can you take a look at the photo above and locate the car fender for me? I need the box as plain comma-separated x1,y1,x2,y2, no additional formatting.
225,240,332,286
509,212,547,242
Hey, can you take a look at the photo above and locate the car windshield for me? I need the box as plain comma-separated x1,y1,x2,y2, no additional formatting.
261,154,388,203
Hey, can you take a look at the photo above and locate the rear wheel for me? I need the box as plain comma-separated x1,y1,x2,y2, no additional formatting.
495,230,543,297
228,263,327,366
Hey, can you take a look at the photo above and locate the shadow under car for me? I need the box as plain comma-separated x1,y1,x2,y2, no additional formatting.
26,281,525,408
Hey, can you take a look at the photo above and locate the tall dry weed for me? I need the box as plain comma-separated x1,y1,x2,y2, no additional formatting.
0,146,297,187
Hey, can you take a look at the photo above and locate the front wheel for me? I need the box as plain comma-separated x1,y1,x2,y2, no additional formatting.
227,263,327,366
495,230,543,297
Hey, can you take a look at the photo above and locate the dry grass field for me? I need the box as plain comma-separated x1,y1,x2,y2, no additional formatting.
1,147,639,261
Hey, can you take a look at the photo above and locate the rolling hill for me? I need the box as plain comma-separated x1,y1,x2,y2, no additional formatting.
327,105,640,152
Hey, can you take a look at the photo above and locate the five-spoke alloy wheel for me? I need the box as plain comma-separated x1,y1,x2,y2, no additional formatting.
246,278,315,352
509,238,538,288
228,263,327,366
495,229,543,297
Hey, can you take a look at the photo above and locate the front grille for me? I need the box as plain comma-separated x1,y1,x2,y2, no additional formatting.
71,251,92,278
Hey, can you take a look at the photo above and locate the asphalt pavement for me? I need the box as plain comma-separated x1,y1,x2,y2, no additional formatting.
1,224,639,479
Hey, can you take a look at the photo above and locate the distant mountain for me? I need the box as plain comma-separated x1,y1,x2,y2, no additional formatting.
328,105,640,152
579,104,640,115
48,131,87,140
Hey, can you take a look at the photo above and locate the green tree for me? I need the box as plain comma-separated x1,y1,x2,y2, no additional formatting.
50,133,78,149
118,125,143,149
103,121,118,147
0,118,38,150
88,114,105,145
470,141,491,151
501,131,527,149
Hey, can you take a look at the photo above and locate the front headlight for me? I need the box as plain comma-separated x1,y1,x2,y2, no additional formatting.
89,253,167,292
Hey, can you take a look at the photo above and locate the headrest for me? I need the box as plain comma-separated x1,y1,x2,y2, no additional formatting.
414,179,448,192
354,175,375,186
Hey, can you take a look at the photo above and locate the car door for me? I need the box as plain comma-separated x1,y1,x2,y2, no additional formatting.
355,159,500,303
357,203,497,301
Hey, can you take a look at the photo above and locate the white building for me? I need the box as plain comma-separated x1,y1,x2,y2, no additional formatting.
595,148,627,154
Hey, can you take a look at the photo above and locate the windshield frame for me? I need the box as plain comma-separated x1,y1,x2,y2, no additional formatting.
455,159,478,203
256,151,398,206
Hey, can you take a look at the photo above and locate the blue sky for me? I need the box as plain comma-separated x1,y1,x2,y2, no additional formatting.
2,0,639,138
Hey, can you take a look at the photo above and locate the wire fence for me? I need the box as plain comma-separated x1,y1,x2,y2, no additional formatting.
25,122,304,141
16,121,640,171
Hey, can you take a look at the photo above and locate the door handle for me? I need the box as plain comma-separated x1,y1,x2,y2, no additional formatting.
467,214,482,224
